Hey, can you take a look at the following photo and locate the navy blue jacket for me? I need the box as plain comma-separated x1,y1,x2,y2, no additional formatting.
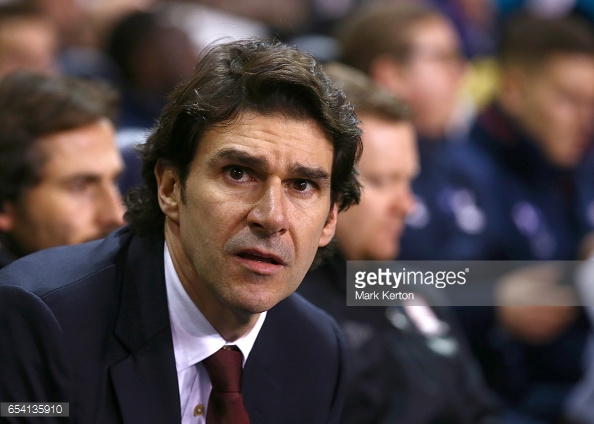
0,227,347,424
444,103,594,260
398,136,463,260
444,104,593,421
400,103,594,261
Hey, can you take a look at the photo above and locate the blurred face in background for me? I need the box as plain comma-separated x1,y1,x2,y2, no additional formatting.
373,15,466,139
335,114,418,260
508,53,594,168
0,119,125,256
131,24,197,96
0,16,58,76
401,16,466,138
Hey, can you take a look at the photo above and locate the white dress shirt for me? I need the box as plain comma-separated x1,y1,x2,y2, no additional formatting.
164,243,266,423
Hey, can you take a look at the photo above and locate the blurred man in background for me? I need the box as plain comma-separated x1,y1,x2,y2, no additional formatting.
0,2,59,76
441,15,594,422
0,71,125,268
445,14,594,261
105,8,198,195
299,62,502,424
337,1,471,260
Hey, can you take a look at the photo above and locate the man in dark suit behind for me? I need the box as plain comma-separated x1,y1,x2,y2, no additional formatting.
0,72,125,269
0,39,363,424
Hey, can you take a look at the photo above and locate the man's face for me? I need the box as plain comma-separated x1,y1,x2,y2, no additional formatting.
0,119,125,255
513,54,594,167
159,113,337,320
336,115,418,260
0,17,58,77
396,16,465,138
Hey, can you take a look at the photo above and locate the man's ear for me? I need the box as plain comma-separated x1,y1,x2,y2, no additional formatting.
319,204,339,247
155,161,181,224
0,203,15,232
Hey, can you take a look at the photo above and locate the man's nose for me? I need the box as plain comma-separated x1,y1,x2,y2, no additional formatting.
390,184,416,217
247,181,289,236
96,185,125,230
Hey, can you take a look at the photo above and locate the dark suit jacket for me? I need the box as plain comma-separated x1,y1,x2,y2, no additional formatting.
0,227,347,424
299,253,501,424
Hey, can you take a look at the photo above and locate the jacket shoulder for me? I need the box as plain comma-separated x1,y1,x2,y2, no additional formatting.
0,227,134,296
272,292,345,343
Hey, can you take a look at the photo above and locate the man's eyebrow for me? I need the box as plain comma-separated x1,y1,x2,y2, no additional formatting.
208,147,269,171
61,174,101,183
58,170,123,185
208,147,331,183
289,164,331,185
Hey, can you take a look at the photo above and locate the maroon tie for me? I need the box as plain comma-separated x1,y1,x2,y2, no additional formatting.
202,346,251,424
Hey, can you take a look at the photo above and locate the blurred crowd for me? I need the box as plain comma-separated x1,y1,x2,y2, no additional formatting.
3,0,594,423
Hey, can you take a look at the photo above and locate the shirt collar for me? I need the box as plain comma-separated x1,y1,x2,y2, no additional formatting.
164,242,266,373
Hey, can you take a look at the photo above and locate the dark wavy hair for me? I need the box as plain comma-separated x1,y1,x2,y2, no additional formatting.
125,39,362,252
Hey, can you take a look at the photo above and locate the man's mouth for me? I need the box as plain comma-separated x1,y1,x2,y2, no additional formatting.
236,250,285,266
238,253,279,264
233,249,286,275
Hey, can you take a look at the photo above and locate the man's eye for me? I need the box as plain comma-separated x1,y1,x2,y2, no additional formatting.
363,176,386,189
293,180,312,192
70,181,90,193
228,167,245,180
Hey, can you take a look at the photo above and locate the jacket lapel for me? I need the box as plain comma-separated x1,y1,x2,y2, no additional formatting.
242,316,283,424
110,233,181,423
